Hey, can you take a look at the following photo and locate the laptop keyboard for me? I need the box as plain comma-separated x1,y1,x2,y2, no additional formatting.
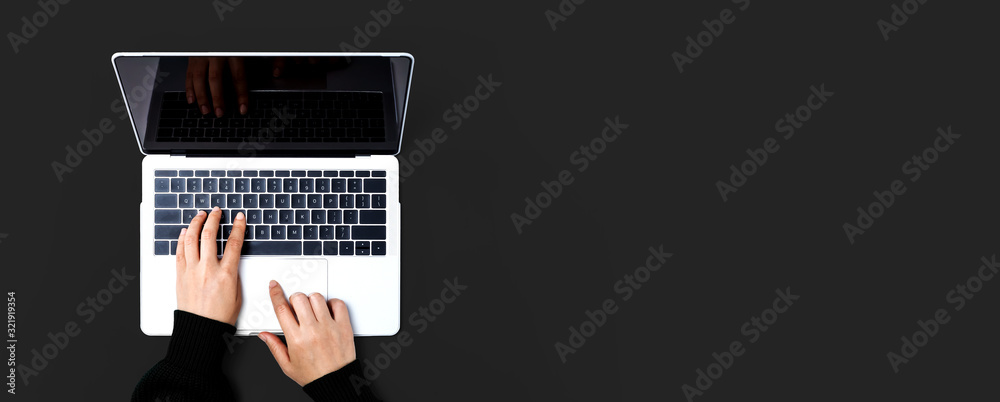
152,169,388,257
155,91,386,142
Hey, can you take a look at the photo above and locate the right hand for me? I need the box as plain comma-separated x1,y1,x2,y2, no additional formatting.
258,281,357,386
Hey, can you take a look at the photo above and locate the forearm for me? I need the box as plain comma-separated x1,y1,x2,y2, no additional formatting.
131,310,237,402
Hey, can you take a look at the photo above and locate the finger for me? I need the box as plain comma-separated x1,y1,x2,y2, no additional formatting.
192,60,210,115
200,207,222,259
309,293,331,322
272,57,285,77
185,210,207,264
258,332,291,370
269,280,298,331
229,57,249,115
175,228,187,272
221,211,246,269
185,58,196,105
208,57,226,117
288,292,315,323
328,298,351,324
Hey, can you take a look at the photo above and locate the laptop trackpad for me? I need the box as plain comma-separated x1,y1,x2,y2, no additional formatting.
236,258,328,332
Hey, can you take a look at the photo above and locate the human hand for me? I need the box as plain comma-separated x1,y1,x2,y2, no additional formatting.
175,207,246,325
185,57,249,117
258,281,357,386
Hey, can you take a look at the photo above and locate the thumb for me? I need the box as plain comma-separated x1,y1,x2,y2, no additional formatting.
259,332,291,369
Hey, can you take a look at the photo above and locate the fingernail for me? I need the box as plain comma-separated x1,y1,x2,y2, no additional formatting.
201,105,210,115
180,228,187,235
196,210,205,216
269,280,277,288
187,95,194,104
240,104,248,115
213,206,220,212
235,212,245,220
215,107,224,118
257,333,265,341
273,67,280,77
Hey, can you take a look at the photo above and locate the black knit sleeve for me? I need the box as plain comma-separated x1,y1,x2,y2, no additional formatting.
131,310,237,402
303,360,382,401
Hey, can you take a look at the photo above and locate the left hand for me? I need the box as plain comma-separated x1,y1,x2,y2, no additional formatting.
176,207,246,325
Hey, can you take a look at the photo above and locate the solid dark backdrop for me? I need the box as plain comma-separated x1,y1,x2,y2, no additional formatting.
2,0,998,400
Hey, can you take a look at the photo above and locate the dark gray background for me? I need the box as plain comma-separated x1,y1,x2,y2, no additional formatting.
2,0,999,400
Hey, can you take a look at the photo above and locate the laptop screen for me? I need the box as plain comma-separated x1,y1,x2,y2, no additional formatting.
113,53,413,156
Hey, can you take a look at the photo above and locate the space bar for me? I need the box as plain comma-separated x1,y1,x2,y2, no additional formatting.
240,241,302,255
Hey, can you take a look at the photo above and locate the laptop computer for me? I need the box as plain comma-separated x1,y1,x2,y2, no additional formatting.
112,52,412,336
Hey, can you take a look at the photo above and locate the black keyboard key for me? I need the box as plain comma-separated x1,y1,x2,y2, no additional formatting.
323,195,338,209
247,209,262,224
320,226,335,240
339,241,354,255
182,209,198,223
267,178,282,192
275,170,290,177
339,194,354,208
241,241,301,255
227,194,242,208
154,241,170,255
195,194,210,208
155,170,177,177
335,225,350,240
352,226,386,240
304,225,318,240
251,178,266,192
372,171,386,177
364,179,387,193
360,210,386,224
292,194,306,209
303,241,323,255
178,194,194,208
259,170,274,177
372,241,386,255
283,179,298,192
292,170,306,177
195,170,210,177
373,194,386,208
356,194,370,208
259,194,274,208
287,225,302,239
227,170,242,177
236,178,250,192
279,209,293,224
154,178,170,192
300,179,314,192
344,210,358,224
271,225,286,240
203,178,218,192
220,178,234,192
244,170,258,177
170,178,185,192
356,241,371,255
308,194,322,208
311,210,326,224
187,178,201,193
331,179,346,193
243,194,259,208
179,170,194,177
154,210,181,223
255,226,270,240
295,210,310,224
316,179,330,192
211,194,226,208
323,171,339,177
308,171,322,177
356,171,370,177
154,225,187,239
340,171,354,177
324,241,339,255
155,194,177,208
211,170,226,177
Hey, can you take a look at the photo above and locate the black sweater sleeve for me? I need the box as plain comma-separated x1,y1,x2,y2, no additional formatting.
303,360,382,401
131,310,237,402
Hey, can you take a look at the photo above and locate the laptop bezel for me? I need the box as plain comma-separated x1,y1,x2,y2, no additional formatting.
111,51,414,157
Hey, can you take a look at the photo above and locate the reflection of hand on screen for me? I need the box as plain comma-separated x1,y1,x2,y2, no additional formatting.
185,57,249,117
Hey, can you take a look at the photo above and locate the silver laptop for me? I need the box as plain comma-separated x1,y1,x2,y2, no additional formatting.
113,52,412,336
